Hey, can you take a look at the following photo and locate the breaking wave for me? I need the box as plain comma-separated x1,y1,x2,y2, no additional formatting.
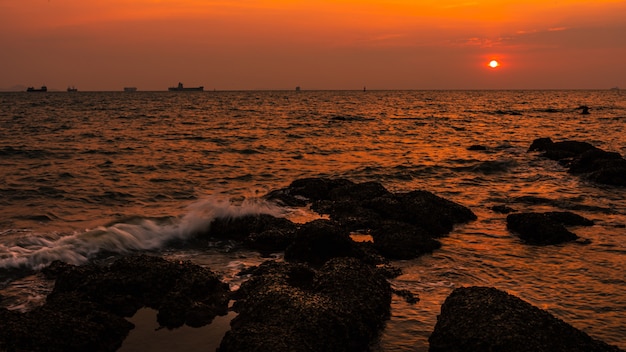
0,196,285,271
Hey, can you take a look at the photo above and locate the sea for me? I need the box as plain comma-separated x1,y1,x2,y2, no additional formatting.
0,90,624,351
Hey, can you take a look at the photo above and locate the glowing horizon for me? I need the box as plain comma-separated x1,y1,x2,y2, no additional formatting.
1,0,625,90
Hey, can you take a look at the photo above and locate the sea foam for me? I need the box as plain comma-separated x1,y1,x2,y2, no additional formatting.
0,196,285,271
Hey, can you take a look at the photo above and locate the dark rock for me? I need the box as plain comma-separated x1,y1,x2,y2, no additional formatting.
327,180,391,202
371,221,441,259
264,177,355,206
529,137,595,157
506,212,593,245
528,138,625,186
364,190,477,236
200,213,297,242
0,297,133,352
467,144,487,151
265,178,476,260
51,255,230,328
429,286,622,352
0,255,231,352
219,257,392,352
284,219,363,266
244,228,297,254
491,204,516,214
543,211,594,226
567,148,623,174
393,288,420,304
588,164,626,186
578,105,591,114
528,137,556,152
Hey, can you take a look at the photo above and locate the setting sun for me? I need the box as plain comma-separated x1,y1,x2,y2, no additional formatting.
489,60,500,68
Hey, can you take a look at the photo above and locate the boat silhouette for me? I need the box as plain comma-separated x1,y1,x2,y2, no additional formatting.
26,86,47,92
168,82,203,91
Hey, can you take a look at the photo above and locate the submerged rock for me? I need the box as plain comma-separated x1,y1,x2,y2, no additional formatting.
0,255,231,352
218,257,392,352
506,211,593,245
429,286,622,352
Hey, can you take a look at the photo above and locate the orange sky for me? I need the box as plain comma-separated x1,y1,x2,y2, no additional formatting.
1,0,625,90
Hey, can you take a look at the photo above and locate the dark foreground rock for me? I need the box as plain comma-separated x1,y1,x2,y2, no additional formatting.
429,286,623,352
0,255,230,352
506,211,593,245
284,219,384,266
218,257,392,352
528,137,626,186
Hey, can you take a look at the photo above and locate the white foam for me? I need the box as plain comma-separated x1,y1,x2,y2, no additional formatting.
0,196,286,271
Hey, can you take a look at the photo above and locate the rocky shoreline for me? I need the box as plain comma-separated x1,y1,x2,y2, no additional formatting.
1,142,624,351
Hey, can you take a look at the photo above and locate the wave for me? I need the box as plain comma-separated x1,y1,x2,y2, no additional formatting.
0,196,285,271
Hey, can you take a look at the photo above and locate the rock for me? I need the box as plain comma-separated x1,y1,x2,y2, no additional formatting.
528,138,626,186
429,286,622,352
467,144,487,151
543,211,594,226
506,212,593,245
284,219,372,266
567,148,623,174
264,177,355,206
491,204,516,214
265,178,476,260
588,165,626,186
218,257,392,352
528,137,595,159
200,213,297,242
364,190,477,236
371,221,441,259
0,255,231,352
0,297,133,352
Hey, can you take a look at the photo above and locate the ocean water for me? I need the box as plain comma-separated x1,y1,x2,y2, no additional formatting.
0,90,625,350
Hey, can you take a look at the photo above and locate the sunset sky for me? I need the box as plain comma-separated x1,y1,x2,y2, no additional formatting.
1,0,625,91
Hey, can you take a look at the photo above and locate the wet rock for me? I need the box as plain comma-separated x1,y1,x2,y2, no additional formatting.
528,138,626,186
284,219,381,266
506,211,593,245
218,257,392,352
265,177,476,260
364,190,477,236
371,221,441,259
2,255,230,351
588,164,626,186
285,219,358,266
200,213,297,243
528,137,595,160
244,228,297,254
429,286,622,352
567,148,624,174
0,297,133,352
467,144,487,151
265,177,355,206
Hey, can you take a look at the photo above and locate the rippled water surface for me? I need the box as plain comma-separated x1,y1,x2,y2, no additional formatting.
1,90,625,350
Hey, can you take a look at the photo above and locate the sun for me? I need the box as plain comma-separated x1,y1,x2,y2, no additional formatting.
488,60,500,68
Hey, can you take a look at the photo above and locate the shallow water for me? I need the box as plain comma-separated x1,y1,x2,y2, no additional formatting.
1,90,625,350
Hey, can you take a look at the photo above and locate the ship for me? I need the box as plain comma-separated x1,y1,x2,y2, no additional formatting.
168,82,203,91
26,86,47,92
67,86,78,92
124,87,138,92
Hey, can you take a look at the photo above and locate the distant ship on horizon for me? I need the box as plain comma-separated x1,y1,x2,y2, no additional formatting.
67,86,78,92
168,82,203,92
26,86,47,92
124,87,137,92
